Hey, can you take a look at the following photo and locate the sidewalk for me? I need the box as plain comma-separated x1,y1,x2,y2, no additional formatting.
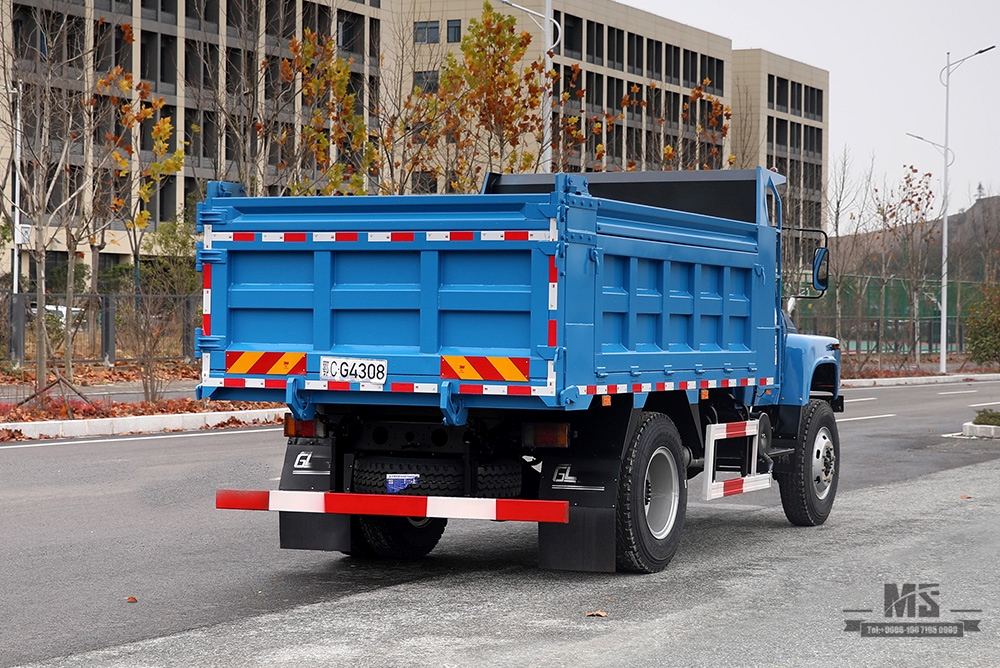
0,379,286,440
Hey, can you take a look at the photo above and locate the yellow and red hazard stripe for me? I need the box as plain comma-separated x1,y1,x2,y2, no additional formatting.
225,351,307,375
440,356,530,383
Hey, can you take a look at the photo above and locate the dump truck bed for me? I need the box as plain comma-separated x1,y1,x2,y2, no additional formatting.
195,169,785,414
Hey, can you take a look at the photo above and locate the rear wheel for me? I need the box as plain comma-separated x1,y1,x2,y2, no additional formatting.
616,413,687,573
777,400,839,526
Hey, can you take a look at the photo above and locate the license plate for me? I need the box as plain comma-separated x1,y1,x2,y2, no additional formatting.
319,357,388,383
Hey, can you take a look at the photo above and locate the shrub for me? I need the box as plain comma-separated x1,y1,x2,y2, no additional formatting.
973,409,1000,426
966,284,1000,367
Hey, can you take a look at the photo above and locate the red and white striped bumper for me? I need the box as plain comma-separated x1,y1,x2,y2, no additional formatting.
217,489,570,524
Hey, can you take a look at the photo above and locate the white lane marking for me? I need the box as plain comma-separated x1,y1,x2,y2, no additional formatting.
0,427,283,451
969,401,1000,407
844,397,877,403
838,414,896,422
938,390,977,395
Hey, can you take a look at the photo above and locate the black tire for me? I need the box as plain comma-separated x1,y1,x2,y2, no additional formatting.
777,400,839,526
352,455,521,498
355,516,448,560
616,413,688,573
340,515,378,558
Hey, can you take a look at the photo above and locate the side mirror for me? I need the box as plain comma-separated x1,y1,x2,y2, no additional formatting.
812,247,829,292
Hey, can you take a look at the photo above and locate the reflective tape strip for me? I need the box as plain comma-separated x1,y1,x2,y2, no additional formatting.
366,232,414,242
216,229,553,243
706,473,772,500
576,379,777,396
216,490,570,523
312,232,359,242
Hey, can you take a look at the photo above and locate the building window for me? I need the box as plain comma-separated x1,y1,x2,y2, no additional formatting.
767,74,775,109
552,10,561,54
447,19,461,43
585,71,604,113
413,70,439,94
790,81,802,116
606,76,624,113
699,55,723,95
804,85,823,121
414,20,439,44
646,40,662,80
563,14,582,60
412,171,437,194
339,10,365,60
607,27,624,71
627,33,642,75
682,49,698,88
665,44,679,85
586,20,603,66
775,76,789,112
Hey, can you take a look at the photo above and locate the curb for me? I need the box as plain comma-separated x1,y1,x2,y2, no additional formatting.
0,408,289,440
963,422,1000,439
841,373,1000,388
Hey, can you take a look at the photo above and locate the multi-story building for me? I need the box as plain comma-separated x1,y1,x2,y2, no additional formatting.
0,0,827,288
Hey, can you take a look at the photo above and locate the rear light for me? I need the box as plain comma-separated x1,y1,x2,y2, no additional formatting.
283,414,316,438
522,423,570,448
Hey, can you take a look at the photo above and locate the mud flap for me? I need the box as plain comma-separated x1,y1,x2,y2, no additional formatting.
277,440,351,551
537,457,620,572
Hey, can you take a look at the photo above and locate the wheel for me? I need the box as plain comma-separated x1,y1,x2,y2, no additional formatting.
352,455,521,498
339,515,378,558
616,413,688,573
777,399,839,526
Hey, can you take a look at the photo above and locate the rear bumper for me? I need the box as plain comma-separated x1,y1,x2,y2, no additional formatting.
216,489,569,524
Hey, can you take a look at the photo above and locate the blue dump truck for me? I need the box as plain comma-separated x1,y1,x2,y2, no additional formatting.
202,168,842,573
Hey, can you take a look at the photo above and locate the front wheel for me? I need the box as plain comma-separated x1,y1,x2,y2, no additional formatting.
616,413,688,573
777,399,840,526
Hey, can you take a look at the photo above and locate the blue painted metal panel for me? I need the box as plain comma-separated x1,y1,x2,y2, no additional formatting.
196,168,831,414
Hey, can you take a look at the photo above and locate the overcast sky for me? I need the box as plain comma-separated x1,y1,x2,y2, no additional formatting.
618,0,999,212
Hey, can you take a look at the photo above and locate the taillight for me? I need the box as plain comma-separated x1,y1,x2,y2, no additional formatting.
522,423,570,448
283,414,316,438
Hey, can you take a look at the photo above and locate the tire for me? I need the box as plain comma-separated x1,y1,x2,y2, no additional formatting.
352,455,521,498
350,455,522,559
777,400,839,527
616,413,688,573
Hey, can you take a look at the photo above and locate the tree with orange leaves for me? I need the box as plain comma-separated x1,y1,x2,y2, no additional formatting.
438,1,549,192
96,65,185,293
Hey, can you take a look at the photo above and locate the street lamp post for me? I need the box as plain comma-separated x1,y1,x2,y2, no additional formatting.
7,82,24,294
935,45,994,373
499,0,562,172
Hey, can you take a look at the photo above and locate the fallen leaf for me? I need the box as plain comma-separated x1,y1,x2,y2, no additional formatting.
586,610,607,617
126,596,137,603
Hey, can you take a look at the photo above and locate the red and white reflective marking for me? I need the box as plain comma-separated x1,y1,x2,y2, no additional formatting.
576,377,774,396
261,232,309,243
216,489,570,524
312,232,360,242
702,419,772,501
707,473,772,499
209,229,557,244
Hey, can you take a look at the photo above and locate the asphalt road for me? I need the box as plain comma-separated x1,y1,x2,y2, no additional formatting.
1,380,999,667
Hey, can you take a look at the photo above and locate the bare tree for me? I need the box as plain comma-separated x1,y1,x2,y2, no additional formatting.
0,3,119,391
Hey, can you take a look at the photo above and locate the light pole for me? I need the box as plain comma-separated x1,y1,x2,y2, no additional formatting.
7,82,24,294
499,0,562,172
936,45,994,373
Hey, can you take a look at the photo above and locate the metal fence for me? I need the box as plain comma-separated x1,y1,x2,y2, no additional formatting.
2,291,199,366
